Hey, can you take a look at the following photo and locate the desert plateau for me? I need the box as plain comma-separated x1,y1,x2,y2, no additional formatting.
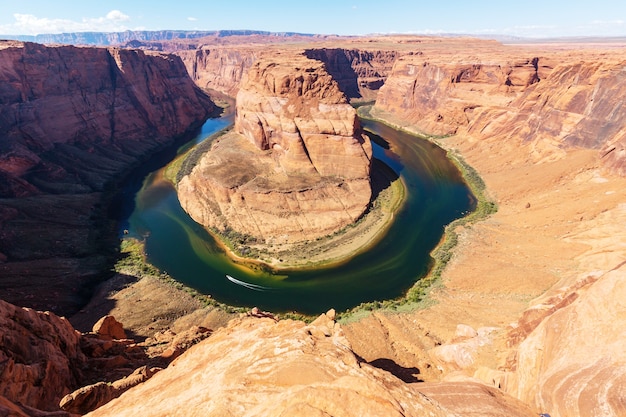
1,17,626,417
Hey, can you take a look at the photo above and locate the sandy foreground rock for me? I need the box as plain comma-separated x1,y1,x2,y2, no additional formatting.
85,311,534,417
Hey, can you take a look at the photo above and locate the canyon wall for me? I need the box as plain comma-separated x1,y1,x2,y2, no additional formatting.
0,41,214,314
466,59,626,174
176,45,399,100
176,47,259,96
373,54,548,135
374,50,626,174
371,43,626,417
304,48,399,100
178,54,373,244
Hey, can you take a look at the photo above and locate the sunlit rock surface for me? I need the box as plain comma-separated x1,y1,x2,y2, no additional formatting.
179,54,372,244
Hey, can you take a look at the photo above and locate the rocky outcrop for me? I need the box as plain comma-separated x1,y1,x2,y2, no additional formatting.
503,269,626,417
86,310,535,417
176,47,259,96
0,299,85,412
179,54,372,244
0,298,213,415
0,41,214,314
304,48,399,100
373,53,547,136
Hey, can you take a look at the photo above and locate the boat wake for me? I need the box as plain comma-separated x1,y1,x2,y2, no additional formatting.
226,275,270,291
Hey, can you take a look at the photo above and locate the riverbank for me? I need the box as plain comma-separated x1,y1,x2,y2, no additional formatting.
342,109,626,383
168,128,406,272
217,158,405,271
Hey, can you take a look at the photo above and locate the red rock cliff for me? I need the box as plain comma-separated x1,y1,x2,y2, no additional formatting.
373,53,546,136
176,46,259,97
304,48,399,100
0,41,214,314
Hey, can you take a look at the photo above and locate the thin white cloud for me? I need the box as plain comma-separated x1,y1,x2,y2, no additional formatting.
187,17,198,22
0,10,132,35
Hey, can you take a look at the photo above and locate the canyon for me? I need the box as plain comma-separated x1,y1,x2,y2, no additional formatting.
1,34,626,417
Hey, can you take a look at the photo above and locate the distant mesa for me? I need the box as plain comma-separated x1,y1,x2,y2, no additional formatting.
178,53,373,245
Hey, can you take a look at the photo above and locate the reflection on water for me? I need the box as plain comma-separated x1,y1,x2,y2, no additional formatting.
121,116,475,314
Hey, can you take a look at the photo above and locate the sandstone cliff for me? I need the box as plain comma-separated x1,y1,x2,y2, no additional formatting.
373,53,548,136
176,45,399,100
0,41,214,314
304,48,399,100
373,47,626,175
178,54,373,244
467,59,626,174
176,46,259,96
366,40,626,417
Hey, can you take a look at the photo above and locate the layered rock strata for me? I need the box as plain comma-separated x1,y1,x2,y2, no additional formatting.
373,49,626,174
373,54,548,136
304,48,399,100
179,55,372,244
0,41,214,314
366,41,626,417
176,45,399,100
86,310,535,417
0,298,212,415
176,47,259,96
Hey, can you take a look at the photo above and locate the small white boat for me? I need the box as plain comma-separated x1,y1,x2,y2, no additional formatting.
226,274,268,291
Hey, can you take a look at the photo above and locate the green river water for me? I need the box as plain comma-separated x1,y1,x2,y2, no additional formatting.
120,115,475,315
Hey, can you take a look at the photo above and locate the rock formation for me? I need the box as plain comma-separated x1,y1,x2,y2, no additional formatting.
0,299,85,413
0,41,214,314
467,59,626,175
373,46,626,175
86,310,535,417
178,54,372,244
176,47,259,96
373,53,548,136
304,48,399,100
175,45,398,100
0,298,212,416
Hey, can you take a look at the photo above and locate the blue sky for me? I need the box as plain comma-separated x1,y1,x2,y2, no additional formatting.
1,0,625,38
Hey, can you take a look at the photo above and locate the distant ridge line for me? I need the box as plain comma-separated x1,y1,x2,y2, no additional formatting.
0,29,319,46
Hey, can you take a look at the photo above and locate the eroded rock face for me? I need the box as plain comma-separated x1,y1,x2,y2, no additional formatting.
0,297,213,415
304,48,399,100
176,47,259,96
505,271,626,417
86,311,534,417
373,54,545,136
179,54,372,244
0,41,214,314
0,299,85,412
469,59,626,174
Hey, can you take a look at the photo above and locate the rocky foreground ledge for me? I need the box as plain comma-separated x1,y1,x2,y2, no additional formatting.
0,299,534,416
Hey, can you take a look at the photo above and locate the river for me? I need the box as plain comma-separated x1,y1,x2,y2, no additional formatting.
118,114,475,315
